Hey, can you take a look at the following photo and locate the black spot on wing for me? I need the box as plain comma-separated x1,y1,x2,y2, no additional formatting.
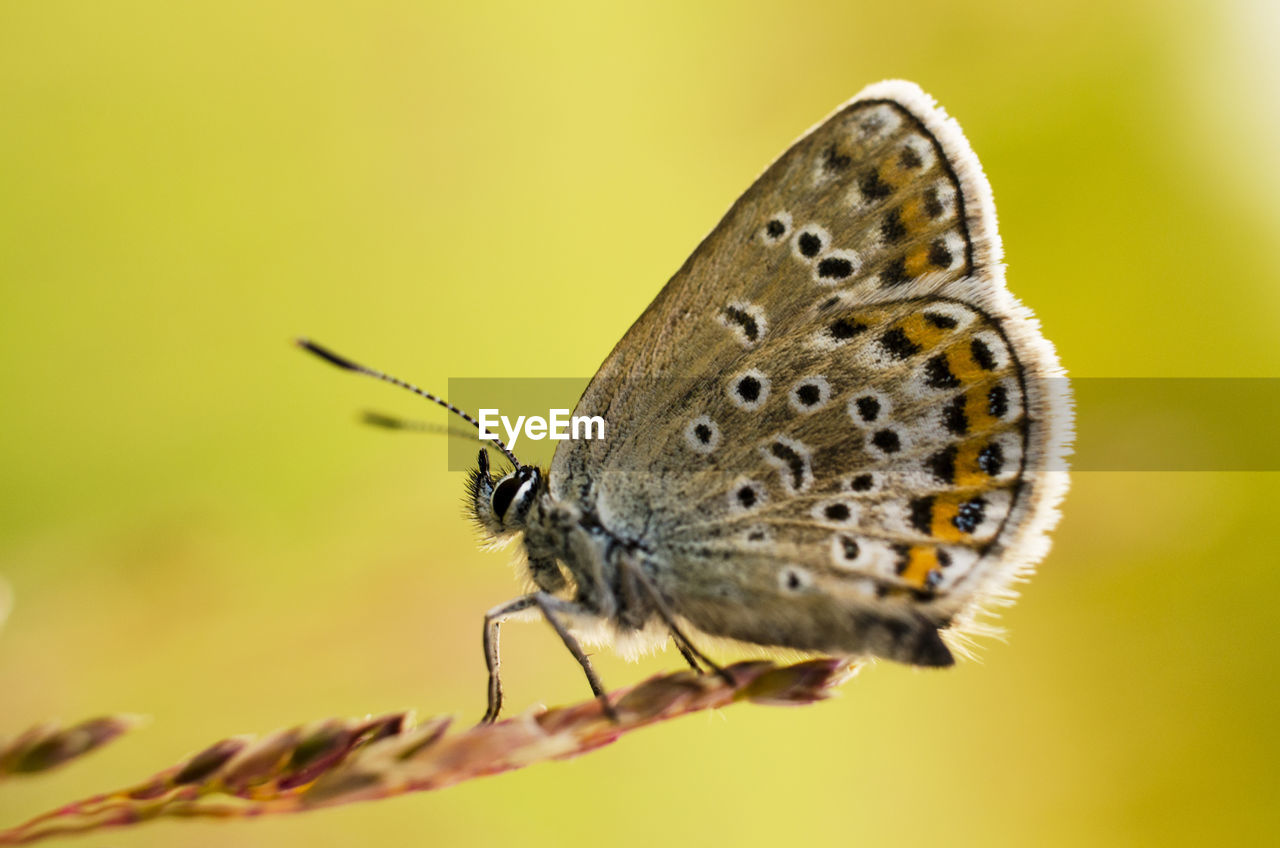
859,169,892,202
823,143,852,172
871,429,901,454
880,327,920,360
829,318,866,340
928,239,953,268
988,384,1009,418
797,231,822,258
817,256,855,280
721,305,760,343
942,395,968,436
926,445,958,485
736,375,761,403
970,338,997,370
923,354,961,389
892,544,911,575
769,441,807,491
880,257,910,287
922,187,944,218
855,395,881,422
881,208,907,243
796,383,822,406
924,311,958,329
824,503,851,521
953,498,987,534
978,442,1004,476
909,496,935,535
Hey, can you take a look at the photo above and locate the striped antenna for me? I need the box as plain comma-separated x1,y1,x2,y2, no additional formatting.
295,338,521,469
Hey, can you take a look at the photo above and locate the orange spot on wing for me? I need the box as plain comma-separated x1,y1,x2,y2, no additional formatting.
964,384,1002,432
905,244,934,278
954,441,992,487
929,497,969,543
899,196,929,231
899,546,941,589
946,338,989,384
899,312,950,350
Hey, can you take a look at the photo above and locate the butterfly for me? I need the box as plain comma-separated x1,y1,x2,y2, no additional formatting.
300,80,1073,722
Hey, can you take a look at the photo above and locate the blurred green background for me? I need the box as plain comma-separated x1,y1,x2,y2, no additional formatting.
2,1,1278,845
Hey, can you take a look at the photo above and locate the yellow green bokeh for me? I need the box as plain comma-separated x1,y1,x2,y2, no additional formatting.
2,1,1278,845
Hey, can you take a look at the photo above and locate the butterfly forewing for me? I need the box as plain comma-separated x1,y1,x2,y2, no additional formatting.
550,81,1071,660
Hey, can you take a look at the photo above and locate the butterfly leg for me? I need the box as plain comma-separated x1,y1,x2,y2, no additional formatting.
531,593,619,721
619,560,735,686
481,593,618,724
672,638,706,673
481,595,536,724
665,623,733,686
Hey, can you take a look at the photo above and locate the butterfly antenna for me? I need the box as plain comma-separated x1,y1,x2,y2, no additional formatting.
360,410,479,437
295,338,521,469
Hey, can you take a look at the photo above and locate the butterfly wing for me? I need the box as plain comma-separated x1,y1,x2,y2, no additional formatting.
550,80,1072,662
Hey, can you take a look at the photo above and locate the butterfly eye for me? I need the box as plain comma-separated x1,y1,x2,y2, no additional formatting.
491,476,522,521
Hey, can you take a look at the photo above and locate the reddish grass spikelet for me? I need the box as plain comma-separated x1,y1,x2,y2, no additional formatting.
0,659,852,845
0,716,144,781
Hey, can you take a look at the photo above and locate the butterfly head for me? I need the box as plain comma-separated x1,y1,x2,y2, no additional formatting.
468,449,546,538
